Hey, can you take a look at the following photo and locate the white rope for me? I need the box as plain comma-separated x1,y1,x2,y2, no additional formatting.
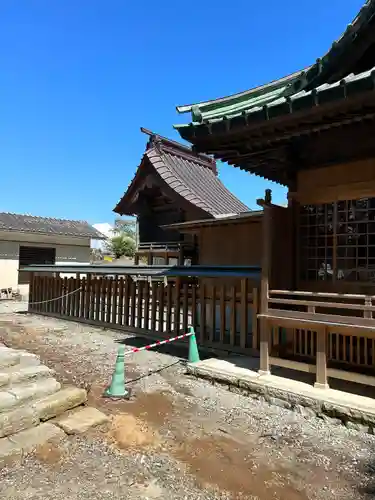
27,287,82,306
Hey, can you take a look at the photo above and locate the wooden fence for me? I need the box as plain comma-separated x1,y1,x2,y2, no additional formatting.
29,275,259,354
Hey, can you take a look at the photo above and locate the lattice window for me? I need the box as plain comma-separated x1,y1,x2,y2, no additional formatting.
300,198,375,282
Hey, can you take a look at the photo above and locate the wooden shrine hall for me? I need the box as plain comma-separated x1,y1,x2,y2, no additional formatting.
113,128,249,266
174,0,375,389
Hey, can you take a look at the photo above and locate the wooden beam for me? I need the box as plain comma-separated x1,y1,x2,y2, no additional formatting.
259,205,272,375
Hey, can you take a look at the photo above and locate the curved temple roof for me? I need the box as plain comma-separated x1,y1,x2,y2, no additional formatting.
176,69,305,124
114,129,249,217
175,0,375,133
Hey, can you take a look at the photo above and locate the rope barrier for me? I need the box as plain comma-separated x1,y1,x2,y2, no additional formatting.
27,287,82,306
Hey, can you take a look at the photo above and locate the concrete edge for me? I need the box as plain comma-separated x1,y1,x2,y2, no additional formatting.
186,363,375,434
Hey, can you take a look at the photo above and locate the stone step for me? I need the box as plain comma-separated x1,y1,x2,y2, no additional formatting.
0,405,39,438
32,387,87,421
0,348,21,370
0,422,65,466
1,364,54,388
0,347,40,369
56,406,109,435
17,352,41,367
0,378,61,415
8,378,61,406
8,422,65,453
0,388,87,440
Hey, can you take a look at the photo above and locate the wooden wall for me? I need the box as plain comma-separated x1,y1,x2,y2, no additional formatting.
296,158,375,205
138,211,183,243
197,218,262,290
198,219,262,265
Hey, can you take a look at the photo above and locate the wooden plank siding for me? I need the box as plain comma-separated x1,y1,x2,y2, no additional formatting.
28,275,259,355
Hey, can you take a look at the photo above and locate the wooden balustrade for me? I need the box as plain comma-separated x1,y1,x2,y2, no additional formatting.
29,275,259,354
259,289,375,387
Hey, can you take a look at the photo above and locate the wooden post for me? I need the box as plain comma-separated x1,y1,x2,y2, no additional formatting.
314,326,329,389
229,286,236,347
240,279,248,349
174,279,181,334
252,287,258,350
259,205,271,375
178,244,184,266
29,272,34,312
150,281,157,331
364,296,373,319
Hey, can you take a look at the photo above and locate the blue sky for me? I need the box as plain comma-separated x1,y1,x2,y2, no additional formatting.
0,0,365,224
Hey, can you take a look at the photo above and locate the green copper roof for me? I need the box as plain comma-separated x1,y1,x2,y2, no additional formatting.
175,0,375,133
176,69,304,124
175,67,375,140
296,0,375,90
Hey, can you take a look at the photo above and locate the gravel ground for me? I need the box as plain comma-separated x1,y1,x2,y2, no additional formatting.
1,301,375,499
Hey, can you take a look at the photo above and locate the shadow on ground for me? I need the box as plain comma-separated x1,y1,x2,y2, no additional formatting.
116,335,214,361
357,461,375,499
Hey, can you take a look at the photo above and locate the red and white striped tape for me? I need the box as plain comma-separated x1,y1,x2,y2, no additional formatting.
123,330,194,356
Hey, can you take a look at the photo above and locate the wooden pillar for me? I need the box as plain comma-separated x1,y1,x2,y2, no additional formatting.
134,254,140,266
178,245,184,266
28,272,34,312
314,326,329,389
147,252,153,266
259,205,272,375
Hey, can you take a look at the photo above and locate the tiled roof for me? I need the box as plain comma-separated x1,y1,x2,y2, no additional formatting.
175,0,375,136
175,69,304,123
175,66,375,141
114,130,249,217
163,210,263,232
295,0,375,90
0,213,106,239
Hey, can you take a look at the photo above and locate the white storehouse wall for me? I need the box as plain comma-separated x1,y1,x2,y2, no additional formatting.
0,231,91,295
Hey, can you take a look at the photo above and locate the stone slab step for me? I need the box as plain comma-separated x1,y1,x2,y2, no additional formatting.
0,348,40,369
0,435,23,467
1,364,54,388
0,391,19,414
32,387,87,421
8,422,65,452
0,405,39,438
0,349,20,370
7,378,61,406
55,406,109,435
17,352,41,367
0,422,65,466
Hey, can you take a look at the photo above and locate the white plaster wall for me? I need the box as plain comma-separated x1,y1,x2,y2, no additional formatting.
0,232,91,295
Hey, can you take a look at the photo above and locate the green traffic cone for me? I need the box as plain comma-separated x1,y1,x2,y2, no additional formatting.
103,345,130,399
188,327,200,363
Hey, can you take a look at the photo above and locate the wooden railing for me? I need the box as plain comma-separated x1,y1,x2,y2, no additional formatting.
137,241,193,252
29,275,259,354
260,289,375,386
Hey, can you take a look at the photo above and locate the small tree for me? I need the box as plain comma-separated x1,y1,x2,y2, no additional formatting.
113,218,136,240
106,234,136,259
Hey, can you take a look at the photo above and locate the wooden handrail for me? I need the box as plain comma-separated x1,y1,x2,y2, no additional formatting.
260,308,375,328
269,289,375,300
268,297,375,311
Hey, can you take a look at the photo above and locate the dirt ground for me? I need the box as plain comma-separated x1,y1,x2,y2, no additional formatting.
1,301,375,499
